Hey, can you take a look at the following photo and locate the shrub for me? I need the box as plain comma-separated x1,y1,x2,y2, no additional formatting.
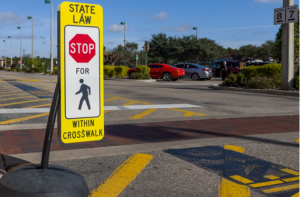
135,65,150,74
114,66,129,78
241,63,281,79
248,76,279,89
130,73,151,79
224,73,237,86
53,67,58,74
236,73,245,85
16,68,20,72
293,75,299,90
0,67,5,70
103,65,115,78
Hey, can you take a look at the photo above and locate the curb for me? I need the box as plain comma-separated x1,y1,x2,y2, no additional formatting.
211,85,299,97
0,153,6,179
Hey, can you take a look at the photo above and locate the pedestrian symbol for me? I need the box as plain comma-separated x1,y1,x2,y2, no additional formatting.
76,79,91,110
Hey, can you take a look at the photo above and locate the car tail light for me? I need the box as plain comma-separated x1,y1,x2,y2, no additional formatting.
202,68,210,71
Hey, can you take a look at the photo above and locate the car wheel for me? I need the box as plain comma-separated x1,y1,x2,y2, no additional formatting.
162,72,172,81
191,73,200,81
172,78,178,81
129,72,135,79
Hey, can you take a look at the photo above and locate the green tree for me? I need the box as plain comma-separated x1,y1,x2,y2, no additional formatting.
113,42,139,67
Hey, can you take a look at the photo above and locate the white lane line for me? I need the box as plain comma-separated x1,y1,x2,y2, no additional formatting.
0,104,202,113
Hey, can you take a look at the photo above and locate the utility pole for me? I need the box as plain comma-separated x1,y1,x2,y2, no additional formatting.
8,36,11,68
17,26,22,70
281,0,295,90
28,16,34,68
3,40,6,69
120,22,126,66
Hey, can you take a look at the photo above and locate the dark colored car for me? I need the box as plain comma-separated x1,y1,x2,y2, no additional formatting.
209,61,240,77
245,62,272,67
127,63,185,81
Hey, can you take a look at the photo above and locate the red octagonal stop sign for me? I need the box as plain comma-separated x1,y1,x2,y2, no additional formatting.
69,34,95,63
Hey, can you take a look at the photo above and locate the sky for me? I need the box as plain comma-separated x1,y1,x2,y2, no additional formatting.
0,0,298,58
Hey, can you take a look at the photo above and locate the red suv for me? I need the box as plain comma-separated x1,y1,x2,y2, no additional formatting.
127,63,185,81
209,61,240,77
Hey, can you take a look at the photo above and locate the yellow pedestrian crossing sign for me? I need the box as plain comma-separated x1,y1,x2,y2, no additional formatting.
57,1,104,143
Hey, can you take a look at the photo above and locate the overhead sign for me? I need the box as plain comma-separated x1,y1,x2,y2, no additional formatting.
274,5,298,25
57,2,104,144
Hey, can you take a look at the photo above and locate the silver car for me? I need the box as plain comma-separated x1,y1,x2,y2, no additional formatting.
174,63,213,80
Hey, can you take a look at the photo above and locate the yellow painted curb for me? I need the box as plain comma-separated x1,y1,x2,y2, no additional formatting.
89,153,154,197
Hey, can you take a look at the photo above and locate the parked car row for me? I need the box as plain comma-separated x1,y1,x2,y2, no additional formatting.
127,63,212,81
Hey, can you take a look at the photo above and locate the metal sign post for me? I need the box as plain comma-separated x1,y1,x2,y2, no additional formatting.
274,1,297,90
144,41,149,74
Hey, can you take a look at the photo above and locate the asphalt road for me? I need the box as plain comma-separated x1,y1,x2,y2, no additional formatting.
0,71,299,197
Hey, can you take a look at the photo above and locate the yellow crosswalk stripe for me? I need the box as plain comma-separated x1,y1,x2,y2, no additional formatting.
89,153,153,197
169,108,208,116
280,169,299,176
292,192,299,197
263,175,279,180
25,103,51,108
218,178,250,197
0,113,49,125
229,175,253,184
262,184,299,194
0,93,29,97
0,98,50,107
0,95,35,102
104,97,119,102
249,180,283,188
129,109,157,119
224,145,245,153
122,101,139,106
282,177,299,182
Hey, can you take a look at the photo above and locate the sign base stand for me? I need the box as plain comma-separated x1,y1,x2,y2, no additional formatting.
0,164,89,197
0,79,90,197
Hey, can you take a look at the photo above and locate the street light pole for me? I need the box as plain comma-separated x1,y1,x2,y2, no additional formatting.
17,26,22,70
45,0,53,73
121,22,126,66
28,16,34,68
193,27,198,39
3,40,6,69
8,36,11,68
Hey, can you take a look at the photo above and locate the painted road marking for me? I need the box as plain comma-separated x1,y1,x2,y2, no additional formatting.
104,94,208,117
229,175,253,184
292,192,300,197
264,175,279,180
104,111,110,114
104,97,120,102
0,96,35,102
89,153,153,197
122,101,139,106
0,91,24,94
249,180,284,188
218,178,250,197
280,169,299,176
0,98,50,107
0,93,29,97
282,176,299,182
24,103,51,108
0,113,49,125
262,183,299,193
169,108,208,116
224,145,245,153
296,139,299,144
0,104,202,113
166,146,299,197
129,109,158,119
